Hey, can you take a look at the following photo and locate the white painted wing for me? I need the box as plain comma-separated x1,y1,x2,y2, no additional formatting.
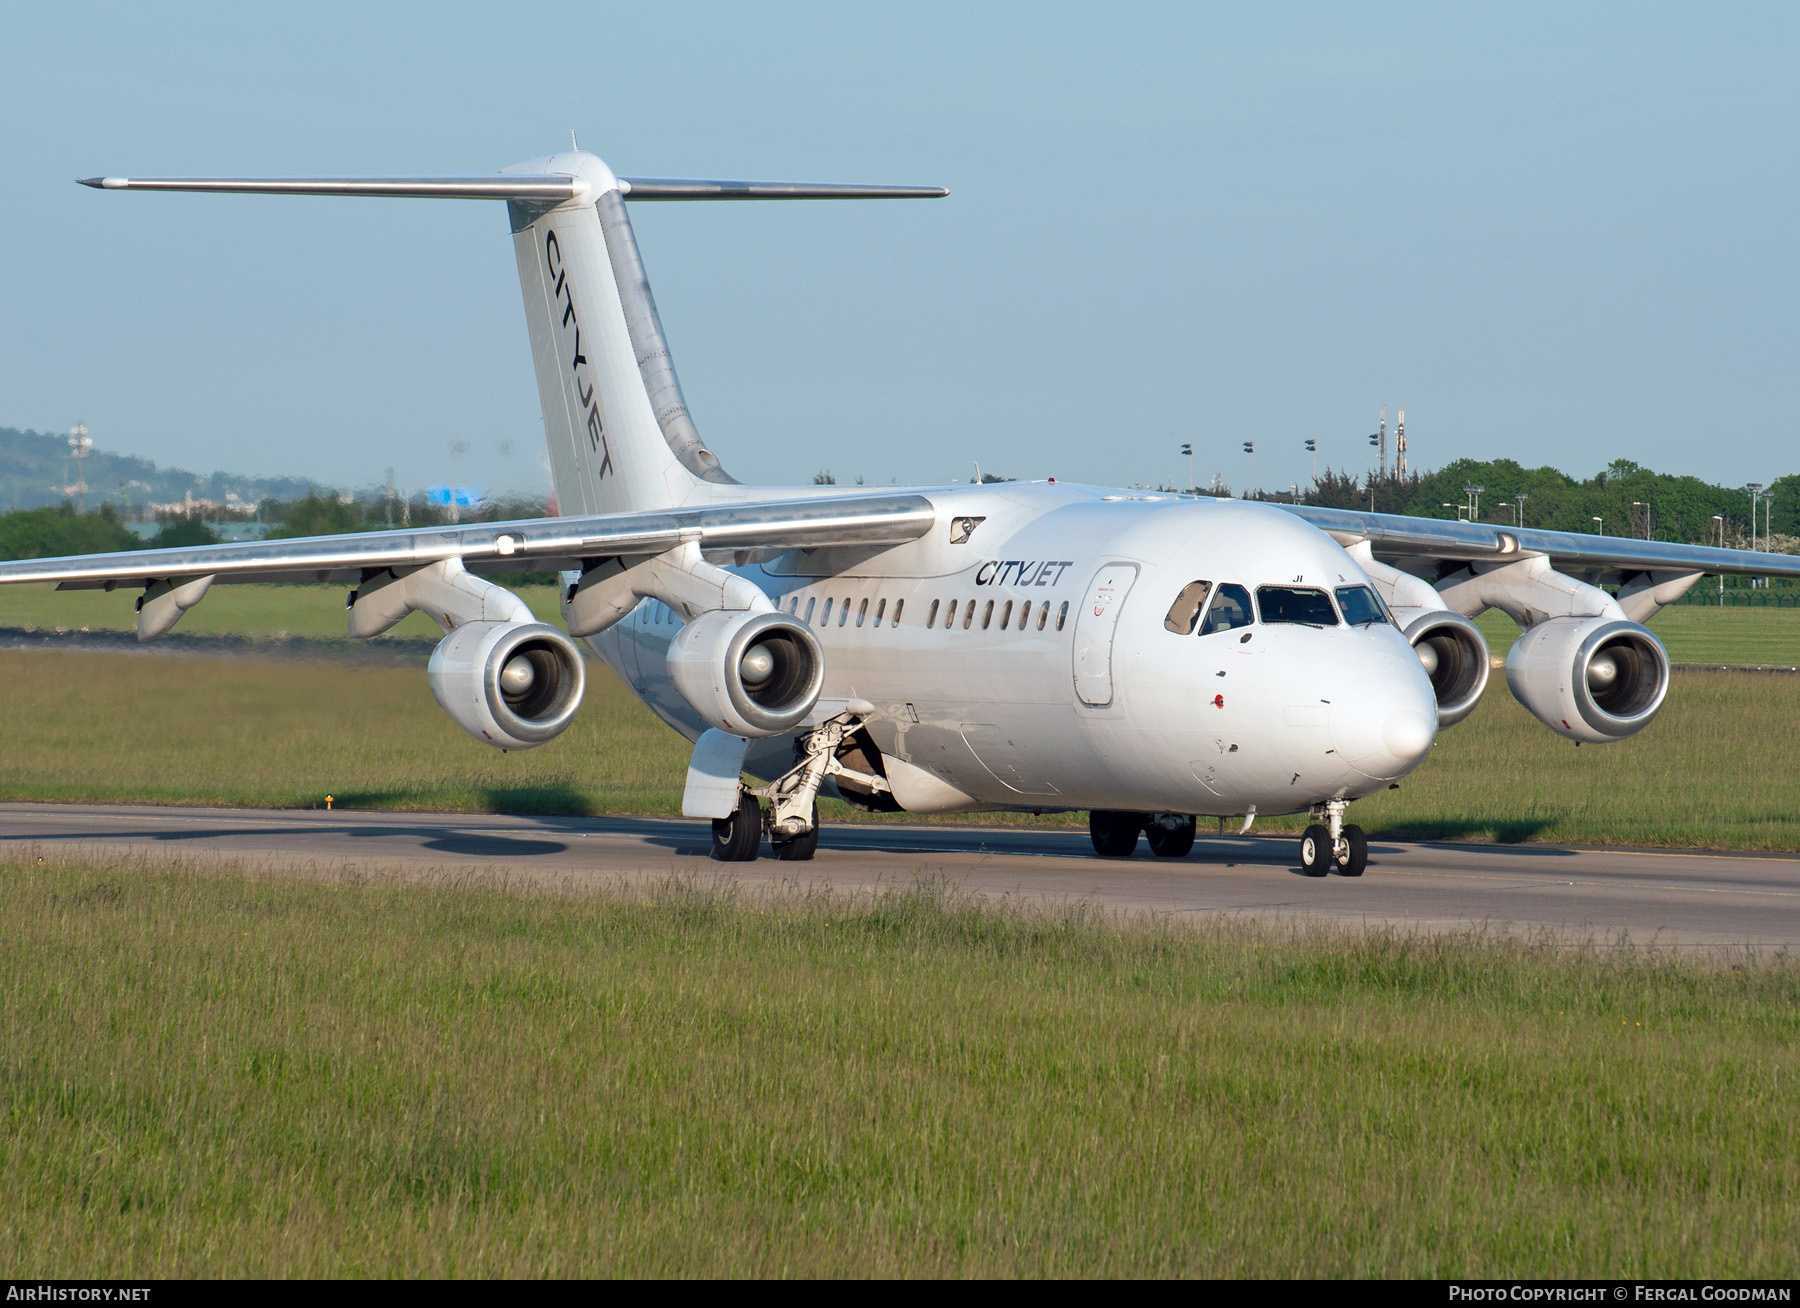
0,494,937,590
1281,504,1800,582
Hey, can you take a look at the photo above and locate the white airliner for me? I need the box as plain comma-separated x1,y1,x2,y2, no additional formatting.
7,149,1796,875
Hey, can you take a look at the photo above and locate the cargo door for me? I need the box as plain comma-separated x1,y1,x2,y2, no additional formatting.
1071,562,1139,707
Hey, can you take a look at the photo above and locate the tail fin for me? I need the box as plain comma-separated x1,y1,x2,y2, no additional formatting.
502,151,747,515
80,156,947,517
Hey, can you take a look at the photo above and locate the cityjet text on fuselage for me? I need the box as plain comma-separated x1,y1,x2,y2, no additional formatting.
543,228,614,478
974,559,1076,587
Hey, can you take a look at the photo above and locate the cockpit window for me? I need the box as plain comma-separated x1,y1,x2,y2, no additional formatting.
1163,580,1211,634
1335,585,1388,627
1256,586,1340,627
1198,583,1253,636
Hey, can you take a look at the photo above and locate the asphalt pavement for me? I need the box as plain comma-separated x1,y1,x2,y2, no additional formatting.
4,802,1796,952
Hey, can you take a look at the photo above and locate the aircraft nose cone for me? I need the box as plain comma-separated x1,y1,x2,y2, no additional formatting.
1330,651,1439,781
1382,708,1434,768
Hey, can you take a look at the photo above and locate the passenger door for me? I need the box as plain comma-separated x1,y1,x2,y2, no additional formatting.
1072,562,1139,707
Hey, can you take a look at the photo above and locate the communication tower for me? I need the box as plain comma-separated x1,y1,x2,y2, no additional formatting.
67,423,92,512
1394,409,1406,478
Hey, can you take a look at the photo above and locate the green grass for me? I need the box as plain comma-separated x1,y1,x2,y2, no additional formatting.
1474,604,1800,666
1,647,1798,848
0,649,685,816
1276,666,1800,849
1,857,1794,1276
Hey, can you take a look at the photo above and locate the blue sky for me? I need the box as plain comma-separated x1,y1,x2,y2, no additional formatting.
2,2,1795,500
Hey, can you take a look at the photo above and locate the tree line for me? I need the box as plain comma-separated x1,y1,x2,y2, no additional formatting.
1254,457,1797,550
2,460,1795,564
0,494,553,562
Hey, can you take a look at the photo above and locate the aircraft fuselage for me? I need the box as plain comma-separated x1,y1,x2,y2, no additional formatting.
593,482,1439,818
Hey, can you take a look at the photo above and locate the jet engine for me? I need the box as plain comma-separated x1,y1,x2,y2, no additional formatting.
1402,611,1490,729
428,621,587,750
667,610,825,737
1504,617,1670,744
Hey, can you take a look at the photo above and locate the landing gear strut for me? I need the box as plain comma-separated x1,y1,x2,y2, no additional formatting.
709,714,889,864
1301,799,1367,877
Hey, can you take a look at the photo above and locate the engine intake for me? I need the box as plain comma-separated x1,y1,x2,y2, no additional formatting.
428,620,586,750
1504,617,1669,744
667,610,825,738
1402,611,1490,729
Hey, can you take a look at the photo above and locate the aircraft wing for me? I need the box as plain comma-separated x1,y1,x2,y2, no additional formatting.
0,493,937,590
1279,503,1800,582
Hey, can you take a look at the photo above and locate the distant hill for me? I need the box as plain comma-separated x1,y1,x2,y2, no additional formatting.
0,426,320,515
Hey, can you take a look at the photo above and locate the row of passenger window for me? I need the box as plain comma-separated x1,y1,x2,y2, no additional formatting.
1163,581,1391,635
637,594,906,630
784,594,905,629
925,597,1070,632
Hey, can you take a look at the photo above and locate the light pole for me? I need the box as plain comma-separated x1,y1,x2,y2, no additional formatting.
1760,490,1776,586
1592,516,1603,535
1516,492,1527,528
1242,441,1255,498
1631,500,1651,541
1304,439,1317,488
1747,483,1763,552
1180,442,1193,494
1712,514,1725,604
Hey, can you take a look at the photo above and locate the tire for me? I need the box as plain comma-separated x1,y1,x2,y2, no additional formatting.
710,792,763,862
1299,824,1331,877
772,803,820,861
1089,810,1141,858
1145,813,1196,859
1334,824,1368,877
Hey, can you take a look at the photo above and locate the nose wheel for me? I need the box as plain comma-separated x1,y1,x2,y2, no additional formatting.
1301,802,1368,877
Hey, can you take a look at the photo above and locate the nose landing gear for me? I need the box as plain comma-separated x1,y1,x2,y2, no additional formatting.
1301,800,1367,877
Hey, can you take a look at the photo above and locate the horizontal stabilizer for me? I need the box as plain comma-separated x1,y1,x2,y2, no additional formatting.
617,178,947,200
77,175,947,202
77,175,582,200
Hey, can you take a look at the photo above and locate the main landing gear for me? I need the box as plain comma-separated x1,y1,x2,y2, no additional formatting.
710,715,888,863
1300,799,1367,877
1088,811,1196,859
